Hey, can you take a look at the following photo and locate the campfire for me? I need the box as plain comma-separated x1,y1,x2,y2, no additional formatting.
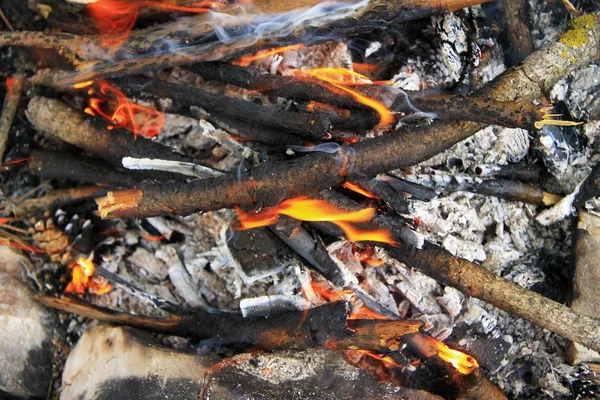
0,0,599,399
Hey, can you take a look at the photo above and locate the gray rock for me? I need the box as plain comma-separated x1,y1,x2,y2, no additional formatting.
0,246,54,398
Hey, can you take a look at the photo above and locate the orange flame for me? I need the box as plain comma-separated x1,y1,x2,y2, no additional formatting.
87,0,226,47
292,68,394,127
430,338,478,375
80,80,165,139
311,281,391,320
356,350,401,367
65,257,112,295
352,62,379,75
235,196,395,245
233,44,304,67
343,182,378,199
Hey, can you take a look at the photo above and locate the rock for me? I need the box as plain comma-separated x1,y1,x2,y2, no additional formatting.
61,325,441,400
0,246,54,398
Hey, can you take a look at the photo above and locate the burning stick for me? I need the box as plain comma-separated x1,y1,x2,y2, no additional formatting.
0,75,23,161
93,14,600,218
405,333,506,400
116,77,332,140
26,97,217,176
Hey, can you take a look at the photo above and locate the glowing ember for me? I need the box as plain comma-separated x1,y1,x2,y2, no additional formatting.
343,182,379,199
65,257,112,295
235,196,395,245
79,80,165,139
431,338,479,375
353,244,385,267
292,68,394,127
87,0,225,47
233,44,304,67
140,232,166,241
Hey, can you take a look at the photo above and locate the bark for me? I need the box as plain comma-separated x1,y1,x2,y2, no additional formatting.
0,75,23,161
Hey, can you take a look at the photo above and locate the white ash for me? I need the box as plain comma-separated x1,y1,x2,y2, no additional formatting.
528,0,569,49
434,13,470,83
550,63,600,121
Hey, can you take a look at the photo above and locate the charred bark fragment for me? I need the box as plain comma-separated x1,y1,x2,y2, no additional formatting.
116,77,331,140
0,74,23,161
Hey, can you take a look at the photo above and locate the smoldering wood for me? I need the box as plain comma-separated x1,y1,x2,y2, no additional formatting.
28,150,141,188
25,97,219,180
0,74,23,161
404,333,506,400
381,174,439,201
36,295,425,353
208,113,308,146
94,15,600,219
116,76,332,140
8,186,108,217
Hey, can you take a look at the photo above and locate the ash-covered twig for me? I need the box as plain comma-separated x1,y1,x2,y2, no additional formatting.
471,163,543,183
95,15,600,219
0,75,23,161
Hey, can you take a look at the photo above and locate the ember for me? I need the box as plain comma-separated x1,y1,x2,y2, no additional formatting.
65,257,112,295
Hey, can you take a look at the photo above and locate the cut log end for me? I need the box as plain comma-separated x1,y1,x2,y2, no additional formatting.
95,189,143,219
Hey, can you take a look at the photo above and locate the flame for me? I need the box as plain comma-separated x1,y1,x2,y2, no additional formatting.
353,244,385,267
79,80,165,139
292,68,394,127
235,196,395,244
343,182,379,199
352,62,379,75
430,339,478,375
311,281,391,320
233,44,304,67
87,0,225,47
356,350,401,367
65,257,112,295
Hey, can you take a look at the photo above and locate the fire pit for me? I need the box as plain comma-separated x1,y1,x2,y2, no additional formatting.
0,0,600,399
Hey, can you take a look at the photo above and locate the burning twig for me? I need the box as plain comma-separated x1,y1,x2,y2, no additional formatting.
0,75,23,161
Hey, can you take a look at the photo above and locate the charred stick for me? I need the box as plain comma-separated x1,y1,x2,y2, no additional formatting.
208,114,308,146
471,163,543,183
0,75,23,161
9,186,108,217
117,77,331,140
385,240,600,354
406,174,562,206
28,150,141,188
94,15,600,218
36,295,424,352
26,97,217,179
